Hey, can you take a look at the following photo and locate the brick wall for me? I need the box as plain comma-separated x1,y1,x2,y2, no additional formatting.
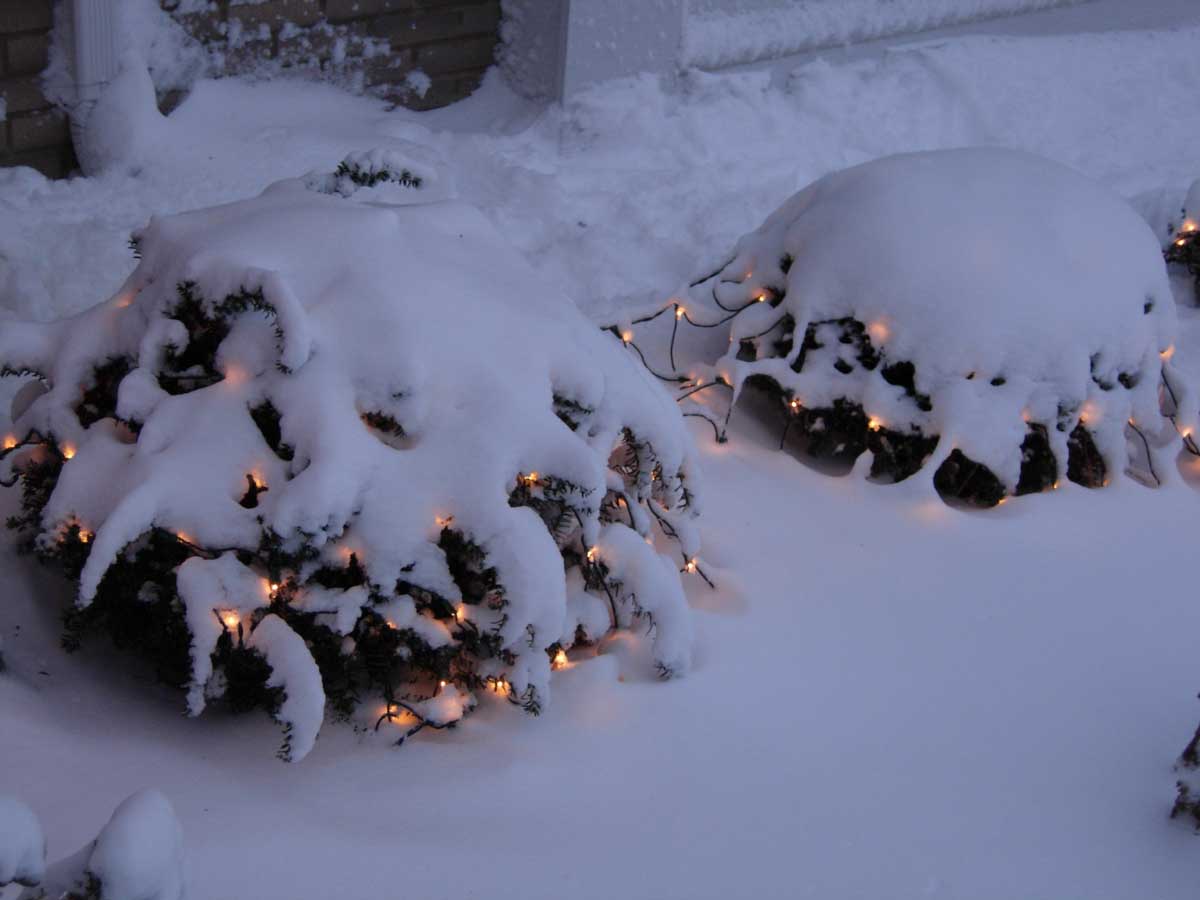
171,0,501,111
0,0,500,179
0,3,76,179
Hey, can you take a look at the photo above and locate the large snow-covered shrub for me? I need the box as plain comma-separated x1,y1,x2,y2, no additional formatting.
677,148,1186,506
0,151,701,761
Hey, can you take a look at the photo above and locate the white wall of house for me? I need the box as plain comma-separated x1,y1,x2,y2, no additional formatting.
501,0,1089,101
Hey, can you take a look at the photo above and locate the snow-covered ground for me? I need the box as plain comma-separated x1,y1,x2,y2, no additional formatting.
4,2,1200,897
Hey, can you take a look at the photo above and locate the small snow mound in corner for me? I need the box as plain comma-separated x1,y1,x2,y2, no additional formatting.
0,795,46,888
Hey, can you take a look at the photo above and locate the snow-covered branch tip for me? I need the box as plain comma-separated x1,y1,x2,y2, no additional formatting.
0,149,703,761
616,148,1196,508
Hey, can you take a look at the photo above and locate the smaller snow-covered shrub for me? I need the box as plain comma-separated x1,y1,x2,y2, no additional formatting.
1165,178,1200,304
22,789,183,900
0,796,45,890
671,148,1187,506
0,150,702,761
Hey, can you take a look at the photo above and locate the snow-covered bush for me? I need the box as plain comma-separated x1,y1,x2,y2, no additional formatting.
675,148,1186,506
0,150,701,761
24,789,183,900
0,796,45,891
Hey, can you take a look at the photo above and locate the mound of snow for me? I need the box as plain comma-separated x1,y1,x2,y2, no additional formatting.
0,796,45,889
685,148,1186,501
86,790,183,900
29,790,184,900
0,150,701,760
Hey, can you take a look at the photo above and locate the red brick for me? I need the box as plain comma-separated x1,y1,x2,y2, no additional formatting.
173,10,227,43
0,77,49,115
228,0,322,29
411,33,495,75
0,4,53,33
1,144,77,179
5,30,49,76
8,107,69,151
326,0,417,22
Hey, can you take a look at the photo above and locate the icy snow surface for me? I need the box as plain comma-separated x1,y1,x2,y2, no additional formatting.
4,1,1200,898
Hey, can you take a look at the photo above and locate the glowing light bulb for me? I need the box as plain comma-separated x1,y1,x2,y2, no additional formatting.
675,306,685,320
996,497,1008,506
757,292,769,303
867,418,883,432
224,364,247,386
435,514,453,527
685,558,698,574
1176,238,1187,247
867,321,889,344
1162,346,1175,360
1184,220,1198,233
455,605,465,621
115,293,133,309
439,680,448,689
586,546,599,563
621,330,633,344
79,530,91,544
789,397,802,413
270,582,280,593
1184,427,1194,439
523,471,540,486
2,435,15,450
1021,409,1031,423
553,649,568,668
61,443,76,460
222,612,240,629
387,619,397,629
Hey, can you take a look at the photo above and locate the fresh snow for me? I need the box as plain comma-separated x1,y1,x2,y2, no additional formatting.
3,1,1200,898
